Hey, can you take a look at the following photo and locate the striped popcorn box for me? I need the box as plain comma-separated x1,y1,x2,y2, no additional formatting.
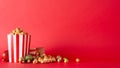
7,28,31,63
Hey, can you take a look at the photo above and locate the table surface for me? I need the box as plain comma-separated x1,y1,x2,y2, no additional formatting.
0,61,120,68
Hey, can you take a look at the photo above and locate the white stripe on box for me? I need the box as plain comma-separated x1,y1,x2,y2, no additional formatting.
19,35,23,58
29,51,36,55
13,35,17,63
8,34,12,63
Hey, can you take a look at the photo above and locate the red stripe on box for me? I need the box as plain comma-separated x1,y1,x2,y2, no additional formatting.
23,35,26,56
25,34,28,55
16,34,19,63
13,35,16,62
27,35,31,54
24,34,27,56
12,35,14,62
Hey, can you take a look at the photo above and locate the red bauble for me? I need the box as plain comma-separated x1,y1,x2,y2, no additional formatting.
2,50,9,62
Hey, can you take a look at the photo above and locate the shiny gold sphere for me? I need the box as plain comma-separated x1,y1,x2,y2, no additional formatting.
76,58,80,63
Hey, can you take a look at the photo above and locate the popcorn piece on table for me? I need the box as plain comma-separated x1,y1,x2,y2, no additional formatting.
7,28,31,63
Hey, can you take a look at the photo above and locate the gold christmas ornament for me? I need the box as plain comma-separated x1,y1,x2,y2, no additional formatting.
27,59,31,63
75,58,80,63
33,59,38,64
18,58,22,63
38,57,42,62
22,60,25,63
40,53,46,58
51,57,56,62
18,57,25,63
63,58,69,63
56,55,62,62
40,60,44,64
36,52,40,56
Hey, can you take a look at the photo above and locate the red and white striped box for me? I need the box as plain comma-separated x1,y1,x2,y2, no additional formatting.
29,47,45,56
7,33,31,63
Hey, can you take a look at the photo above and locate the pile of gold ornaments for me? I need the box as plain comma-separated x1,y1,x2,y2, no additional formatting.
2,48,80,64
18,53,72,64
18,47,72,64
18,48,80,64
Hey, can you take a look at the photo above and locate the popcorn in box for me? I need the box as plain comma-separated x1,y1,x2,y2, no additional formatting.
7,28,31,63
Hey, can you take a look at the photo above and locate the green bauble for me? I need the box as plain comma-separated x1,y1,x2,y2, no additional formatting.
25,55,33,61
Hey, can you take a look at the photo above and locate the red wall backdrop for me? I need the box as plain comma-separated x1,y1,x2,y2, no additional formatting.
0,0,120,62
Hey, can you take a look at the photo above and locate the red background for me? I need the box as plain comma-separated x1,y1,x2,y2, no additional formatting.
0,0,120,65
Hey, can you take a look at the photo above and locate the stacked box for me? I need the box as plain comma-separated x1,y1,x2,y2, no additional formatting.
29,47,45,56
